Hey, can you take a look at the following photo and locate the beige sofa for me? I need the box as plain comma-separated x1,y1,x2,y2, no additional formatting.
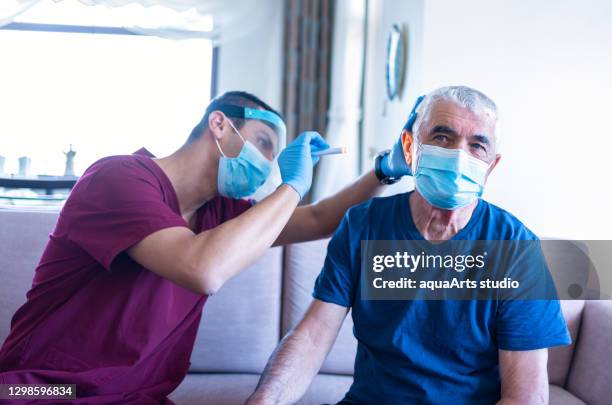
0,209,611,404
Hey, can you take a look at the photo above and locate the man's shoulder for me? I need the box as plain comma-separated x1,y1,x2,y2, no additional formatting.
65,154,163,212
345,192,406,222
76,154,158,189
86,154,150,175
479,199,539,240
342,193,539,240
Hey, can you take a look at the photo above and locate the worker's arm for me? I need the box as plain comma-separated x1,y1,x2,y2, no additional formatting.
246,299,348,405
274,126,415,246
496,349,549,405
274,169,383,245
276,97,423,246
127,133,324,295
128,184,299,295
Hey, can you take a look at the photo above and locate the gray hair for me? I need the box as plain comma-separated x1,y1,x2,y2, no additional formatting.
412,85,500,148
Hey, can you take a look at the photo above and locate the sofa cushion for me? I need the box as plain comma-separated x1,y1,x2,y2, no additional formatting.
171,376,578,404
169,373,352,405
0,209,59,344
169,373,259,405
566,300,612,405
297,373,352,405
189,247,283,373
549,384,586,405
283,239,357,375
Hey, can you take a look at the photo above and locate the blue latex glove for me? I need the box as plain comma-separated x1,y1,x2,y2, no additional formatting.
278,131,329,199
380,133,413,178
380,95,425,178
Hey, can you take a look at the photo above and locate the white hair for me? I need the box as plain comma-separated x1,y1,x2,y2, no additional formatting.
413,85,500,149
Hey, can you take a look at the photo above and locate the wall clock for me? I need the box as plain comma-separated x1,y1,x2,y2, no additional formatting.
386,23,407,101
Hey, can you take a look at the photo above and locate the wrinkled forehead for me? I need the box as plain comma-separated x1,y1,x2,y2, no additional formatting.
421,100,497,141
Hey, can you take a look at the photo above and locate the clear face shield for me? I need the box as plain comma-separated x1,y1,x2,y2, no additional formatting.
211,103,287,201
212,103,287,158
242,107,287,157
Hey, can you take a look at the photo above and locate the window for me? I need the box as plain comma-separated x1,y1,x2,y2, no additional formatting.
0,1,214,177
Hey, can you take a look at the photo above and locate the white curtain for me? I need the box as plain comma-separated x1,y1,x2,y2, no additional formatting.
311,0,366,201
0,0,271,43
0,0,39,26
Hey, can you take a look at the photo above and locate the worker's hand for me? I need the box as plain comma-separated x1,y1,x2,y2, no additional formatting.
278,131,329,199
380,133,413,178
380,95,425,178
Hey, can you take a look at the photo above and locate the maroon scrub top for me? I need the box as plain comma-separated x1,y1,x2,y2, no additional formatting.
0,149,252,404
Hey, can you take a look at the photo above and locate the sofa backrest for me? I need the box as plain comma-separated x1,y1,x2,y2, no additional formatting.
0,209,59,344
189,247,282,373
0,209,283,375
0,209,591,385
283,239,356,375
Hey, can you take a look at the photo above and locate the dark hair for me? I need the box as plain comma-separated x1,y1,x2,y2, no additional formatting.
186,91,283,144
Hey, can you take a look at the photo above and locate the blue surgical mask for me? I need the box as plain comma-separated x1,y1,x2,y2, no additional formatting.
215,121,272,199
414,144,490,209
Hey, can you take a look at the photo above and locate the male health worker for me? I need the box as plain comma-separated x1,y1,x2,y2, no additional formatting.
0,91,411,403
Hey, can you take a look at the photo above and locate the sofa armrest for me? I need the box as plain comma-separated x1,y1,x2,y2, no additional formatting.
565,300,612,405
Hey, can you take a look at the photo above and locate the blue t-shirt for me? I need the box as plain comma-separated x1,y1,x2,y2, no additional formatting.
313,192,571,405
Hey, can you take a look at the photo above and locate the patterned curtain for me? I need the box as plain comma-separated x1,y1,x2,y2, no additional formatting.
282,0,335,142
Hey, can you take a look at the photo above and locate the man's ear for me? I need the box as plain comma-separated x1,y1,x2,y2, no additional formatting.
208,111,226,141
401,129,414,166
485,154,502,180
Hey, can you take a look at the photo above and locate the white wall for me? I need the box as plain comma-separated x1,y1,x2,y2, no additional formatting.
361,0,424,200
420,0,612,239
218,0,612,239
215,0,284,111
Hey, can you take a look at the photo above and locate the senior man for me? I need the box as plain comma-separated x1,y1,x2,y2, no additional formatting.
247,86,570,405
